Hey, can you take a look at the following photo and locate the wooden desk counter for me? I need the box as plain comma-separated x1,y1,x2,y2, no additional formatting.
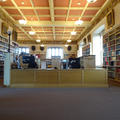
10,69,108,88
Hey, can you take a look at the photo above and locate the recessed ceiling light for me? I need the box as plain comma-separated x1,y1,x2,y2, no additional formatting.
36,40,41,43
71,31,77,35
65,44,68,47
77,2,81,5
29,31,36,35
87,0,97,3
21,1,24,5
40,44,44,47
0,0,7,2
67,40,72,43
75,20,83,25
19,19,27,25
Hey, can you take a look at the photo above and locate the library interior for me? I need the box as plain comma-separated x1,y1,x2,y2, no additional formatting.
0,0,120,120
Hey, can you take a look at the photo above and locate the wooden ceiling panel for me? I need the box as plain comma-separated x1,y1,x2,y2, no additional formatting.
0,0,14,6
68,17,79,21
40,17,51,21
84,10,98,15
36,9,50,15
45,32,53,34
26,16,38,21
69,10,83,15
5,9,20,15
71,0,87,7
55,17,66,21
43,27,53,31
81,17,92,21
54,0,69,7
54,10,67,15
22,27,32,31
55,27,64,31
13,16,23,20
21,9,35,15
88,0,106,7
32,0,49,7
33,27,43,31
14,0,32,7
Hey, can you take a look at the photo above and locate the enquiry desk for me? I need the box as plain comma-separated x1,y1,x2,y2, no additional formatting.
10,69,108,87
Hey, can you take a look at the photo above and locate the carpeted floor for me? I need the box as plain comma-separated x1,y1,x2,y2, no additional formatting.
0,87,120,120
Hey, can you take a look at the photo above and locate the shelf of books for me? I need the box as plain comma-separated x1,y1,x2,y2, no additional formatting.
82,43,91,56
0,35,19,85
103,25,120,82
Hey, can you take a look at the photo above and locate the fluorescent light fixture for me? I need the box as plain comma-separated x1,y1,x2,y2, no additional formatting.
87,0,97,3
71,31,76,35
36,40,41,43
29,31,36,35
77,2,81,5
40,44,44,47
75,20,83,25
19,19,27,25
0,0,7,2
21,1,24,5
65,44,68,47
67,40,72,43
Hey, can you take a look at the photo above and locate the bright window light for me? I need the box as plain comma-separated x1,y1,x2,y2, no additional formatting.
46,47,63,59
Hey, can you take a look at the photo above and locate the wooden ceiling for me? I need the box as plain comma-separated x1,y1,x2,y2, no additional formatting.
0,0,107,44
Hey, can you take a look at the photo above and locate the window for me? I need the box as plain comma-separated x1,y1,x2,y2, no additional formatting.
46,47,63,59
93,34,103,67
19,47,29,54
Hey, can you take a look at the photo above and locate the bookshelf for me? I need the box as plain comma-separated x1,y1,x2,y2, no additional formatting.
82,44,91,56
0,35,19,85
103,25,120,81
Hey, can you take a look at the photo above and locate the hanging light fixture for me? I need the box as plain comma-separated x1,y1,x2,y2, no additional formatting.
40,44,44,47
0,0,7,2
19,19,27,25
71,31,77,35
65,44,69,47
29,31,36,35
36,40,41,43
75,20,83,25
87,0,97,3
67,40,72,43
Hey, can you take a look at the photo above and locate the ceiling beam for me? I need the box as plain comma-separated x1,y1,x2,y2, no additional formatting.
62,0,73,41
10,0,33,40
11,14,94,18
29,0,47,41
20,21,89,27
2,6,100,10
48,0,56,40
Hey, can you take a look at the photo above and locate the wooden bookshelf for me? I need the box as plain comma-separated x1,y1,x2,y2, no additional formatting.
103,25,120,81
82,44,91,56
